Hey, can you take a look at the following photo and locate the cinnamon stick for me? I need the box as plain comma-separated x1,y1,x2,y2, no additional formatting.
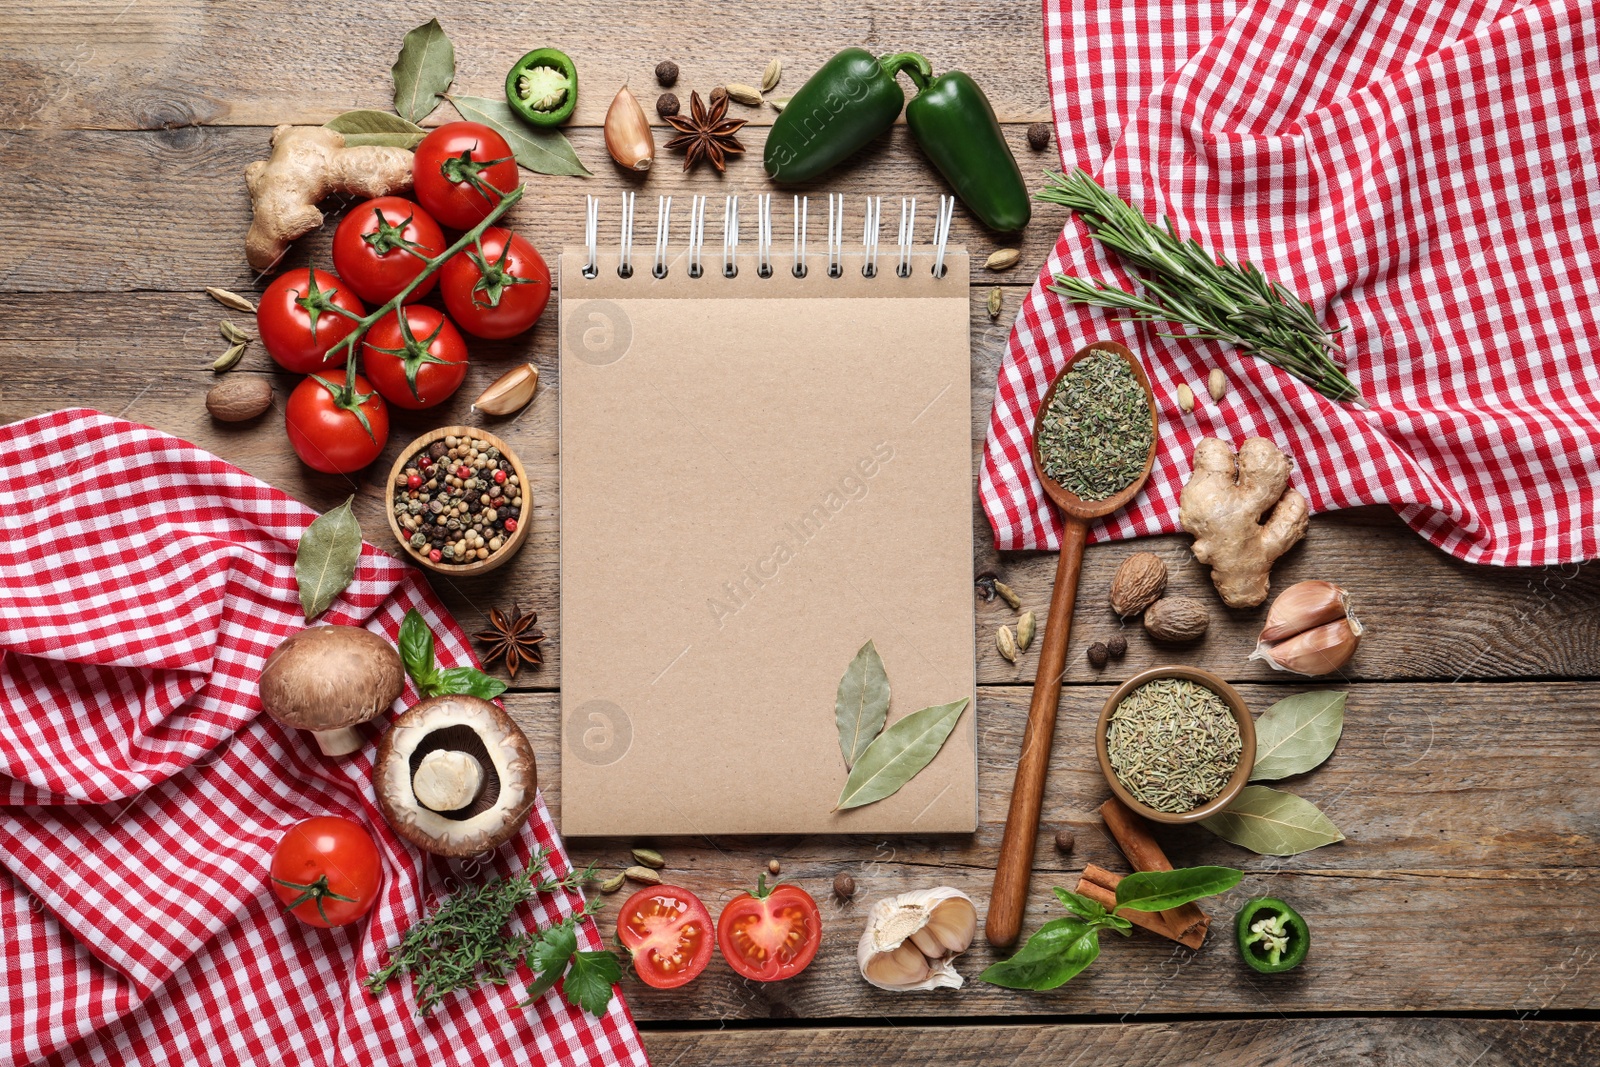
1079,864,1208,950
1098,797,1209,941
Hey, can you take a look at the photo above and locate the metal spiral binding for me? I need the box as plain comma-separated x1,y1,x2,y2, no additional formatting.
687,194,708,278
861,196,882,278
826,193,845,277
932,195,955,278
618,191,636,278
756,194,773,278
653,195,673,278
583,195,599,278
896,197,917,278
792,195,809,278
722,195,740,278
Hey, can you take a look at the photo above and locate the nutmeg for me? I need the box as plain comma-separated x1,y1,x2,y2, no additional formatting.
1109,552,1168,617
1143,597,1210,642
205,376,272,422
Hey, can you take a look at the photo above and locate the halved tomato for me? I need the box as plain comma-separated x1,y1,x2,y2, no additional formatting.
616,885,714,989
716,877,821,982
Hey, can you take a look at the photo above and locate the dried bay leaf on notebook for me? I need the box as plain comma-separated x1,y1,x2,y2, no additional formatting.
836,698,970,811
834,640,890,769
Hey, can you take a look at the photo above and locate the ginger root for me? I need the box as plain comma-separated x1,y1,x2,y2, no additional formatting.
1179,438,1309,608
244,125,414,272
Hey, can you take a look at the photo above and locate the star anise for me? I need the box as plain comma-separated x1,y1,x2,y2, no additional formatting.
663,90,747,172
473,605,546,678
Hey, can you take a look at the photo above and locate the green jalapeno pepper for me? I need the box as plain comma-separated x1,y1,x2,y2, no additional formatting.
505,48,578,128
1235,897,1310,973
764,49,931,183
902,66,1030,232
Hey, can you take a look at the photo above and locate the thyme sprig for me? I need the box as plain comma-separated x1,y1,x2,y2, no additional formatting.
1037,169,1361,403
365,848,612,1018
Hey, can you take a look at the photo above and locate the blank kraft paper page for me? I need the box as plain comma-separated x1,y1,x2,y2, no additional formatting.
559,246,974,836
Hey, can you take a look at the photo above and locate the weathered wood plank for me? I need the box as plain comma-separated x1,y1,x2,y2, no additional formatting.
0,1,1050,130
642,1019,1600,1067
3,292,1596,686
502,681,1600,1019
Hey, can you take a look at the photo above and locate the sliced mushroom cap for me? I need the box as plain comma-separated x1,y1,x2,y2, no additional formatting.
373,695,537,857
258,626,406,756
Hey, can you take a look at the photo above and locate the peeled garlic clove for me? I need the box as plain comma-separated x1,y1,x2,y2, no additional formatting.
908,927,945,962
857,887,978,992
864,941,932,987
1253,617,1364,676
1260,580,1350,642
604,85,655,171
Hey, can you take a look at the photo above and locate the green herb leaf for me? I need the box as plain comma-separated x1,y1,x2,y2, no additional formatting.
447,95,591,177
563,950,622,1016
324,109,428,147
429,665,509,700
399,609,438,688
834,640,890,768
391,18,455,124
1052,887,1108,923
529,923,578,976
1113,866,1242,913
1201,785,1346,856
835,698,969,811
294,496,362,621
1250,691,1346,781
979,917,1102,990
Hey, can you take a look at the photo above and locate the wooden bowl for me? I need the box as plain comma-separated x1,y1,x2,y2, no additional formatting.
385,426,530,577
1095,665,1256,825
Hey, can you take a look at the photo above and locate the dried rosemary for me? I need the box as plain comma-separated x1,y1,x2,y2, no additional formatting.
1107,678,1241,814
1035,349,1153,500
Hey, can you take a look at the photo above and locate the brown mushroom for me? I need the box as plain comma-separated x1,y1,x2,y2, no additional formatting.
258,626,405,756
373,695,537,857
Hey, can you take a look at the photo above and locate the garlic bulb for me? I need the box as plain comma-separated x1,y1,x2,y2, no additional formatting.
1251,580,1365,675
857,887,978,991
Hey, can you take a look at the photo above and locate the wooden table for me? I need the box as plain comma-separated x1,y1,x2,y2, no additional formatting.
3,3,1597,1063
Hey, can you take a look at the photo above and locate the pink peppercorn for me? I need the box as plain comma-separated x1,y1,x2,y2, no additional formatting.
456,465,470,479
503,518,518,533
493,469,507,484
428,549,442,563
407,474,423,490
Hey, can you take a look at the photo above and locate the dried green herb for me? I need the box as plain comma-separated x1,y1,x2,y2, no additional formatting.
1249,691,1346,781
1200,784,1345,856
1106,678,1241,814
835,698,969,810
391,18,455,124
294,496,362,621
1035,349,1153,500
834,640,890,769
447,95,592,177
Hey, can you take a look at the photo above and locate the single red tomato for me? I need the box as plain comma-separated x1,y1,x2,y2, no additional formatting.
285,372,389,473
331,196,446,305
269,816,383,929
617,885,715,990
257,268,366,374
716,877,822,982
439,227,552,339
361,306,469,410
413,122,519,229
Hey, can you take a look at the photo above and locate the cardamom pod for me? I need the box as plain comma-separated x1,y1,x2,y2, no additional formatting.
1208,367,1227,401
993,579,1021,609
212,342,246,373
769,96,791,112
600,872,627,894
761,58,782,93
725,83,764,107
624,865,662,886
219,320,250,344
205,286,256,313
987,286,1002,320
472,362,539,416
1017,610,1037,652
1177,383,1196,413
985,248,1020,271
630,847,665,869
996,625,1018,663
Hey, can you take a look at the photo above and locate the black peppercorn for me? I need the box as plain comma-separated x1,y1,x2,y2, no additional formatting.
1027,122,1052,151
1107,635,1127,659
656,60,679,86
1055,828,1076,853
657,92,680,118
1087,641,1109,669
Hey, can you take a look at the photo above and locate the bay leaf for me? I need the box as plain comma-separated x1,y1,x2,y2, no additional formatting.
295,495,362,621
324,109,427,136
447,95,592,177
835,698,968,810
1250,691,1346,781
391,18,455,124
834,640,890,768
1200,785,1345,856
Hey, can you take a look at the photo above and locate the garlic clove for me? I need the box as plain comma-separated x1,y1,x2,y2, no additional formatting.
924,895,979,955
909,927,946,959
865,942,933,987
856,887,977,991
1260,580,1350,643
604,85,655,171
1253,617,1364,676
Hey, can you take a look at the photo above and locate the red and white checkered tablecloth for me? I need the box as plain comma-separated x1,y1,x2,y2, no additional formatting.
983,0,1600,566
0,409,649,1067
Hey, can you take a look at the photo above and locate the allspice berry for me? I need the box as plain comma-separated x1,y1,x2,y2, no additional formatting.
656,60,679,87
768,858,781,875
833,872,856,900
710,85,728,108
1027,122,1052,151
656,92,680,118
1107,635,1128,659
1055,828,1076,853
1087,641,1110,669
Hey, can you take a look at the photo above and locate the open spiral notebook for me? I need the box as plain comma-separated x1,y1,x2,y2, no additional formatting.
559,193,977,837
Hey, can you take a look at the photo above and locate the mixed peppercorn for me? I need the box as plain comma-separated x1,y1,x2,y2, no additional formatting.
392,433,524,566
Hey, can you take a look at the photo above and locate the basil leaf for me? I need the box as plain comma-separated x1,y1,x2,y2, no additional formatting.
295,495,362,621
1201,785,1346,856
1053,887,1108,923
562,950,622,1016
399,609,437,687
979,918,1102,990
1113,866,1242,913
429,666,509,700
834,640,890,768
1102,913,1134,935
391,18,455,124
835,698,969,810
1250,691,1346,781
447,95,591,177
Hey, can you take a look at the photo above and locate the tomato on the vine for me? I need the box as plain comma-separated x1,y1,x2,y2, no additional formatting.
285,372,389,473
616,885,715,990
716,877,822,982
257,268,366,374
331,196,445,305
269,816,383,929
361,306,469,410
439,227,551,339
413,122,519,230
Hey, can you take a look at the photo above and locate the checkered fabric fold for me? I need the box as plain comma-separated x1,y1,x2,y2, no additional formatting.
0,409,648,1067
983,0,1600,565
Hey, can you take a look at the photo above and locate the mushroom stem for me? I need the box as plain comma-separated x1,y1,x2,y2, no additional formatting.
311,727,364,757
413,750,485,812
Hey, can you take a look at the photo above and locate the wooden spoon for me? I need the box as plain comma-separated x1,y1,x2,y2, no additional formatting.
986,340,1158,948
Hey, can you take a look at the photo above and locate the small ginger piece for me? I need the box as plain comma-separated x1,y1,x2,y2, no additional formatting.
1179,438,1309,608
244,125,414,271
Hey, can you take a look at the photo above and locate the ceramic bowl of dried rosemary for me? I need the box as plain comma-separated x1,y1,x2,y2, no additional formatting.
1095,666,1255,825
385,426,531,577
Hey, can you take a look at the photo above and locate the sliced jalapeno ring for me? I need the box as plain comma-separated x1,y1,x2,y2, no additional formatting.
1235,897,1310,973
505,48,578,127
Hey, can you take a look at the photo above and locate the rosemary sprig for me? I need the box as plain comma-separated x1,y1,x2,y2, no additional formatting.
1037,169,1361,403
